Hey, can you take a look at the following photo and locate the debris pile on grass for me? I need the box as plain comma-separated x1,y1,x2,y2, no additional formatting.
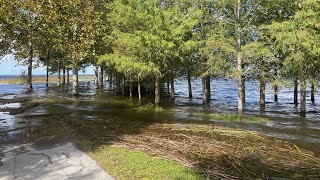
64,118,320,179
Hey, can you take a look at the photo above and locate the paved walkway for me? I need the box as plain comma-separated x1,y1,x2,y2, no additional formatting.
0,133,114,180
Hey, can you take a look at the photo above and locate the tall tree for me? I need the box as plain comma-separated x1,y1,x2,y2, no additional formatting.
53,0,97,95
265,0,320,116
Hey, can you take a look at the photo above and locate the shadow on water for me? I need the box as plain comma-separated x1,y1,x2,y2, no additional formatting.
1,79,320,179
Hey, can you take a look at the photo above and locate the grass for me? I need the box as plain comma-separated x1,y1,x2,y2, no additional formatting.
35,95,320,179
63,115,320,179
194,112,268,123
0,75,95,84
137,104,165,112
87,144,203,180
65,125,203,180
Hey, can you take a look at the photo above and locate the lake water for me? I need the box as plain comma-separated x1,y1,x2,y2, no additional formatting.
1,78,320,154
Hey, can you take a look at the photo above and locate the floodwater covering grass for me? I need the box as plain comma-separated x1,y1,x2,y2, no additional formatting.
193,112,269,123
32,93,320,179
59,103,320,179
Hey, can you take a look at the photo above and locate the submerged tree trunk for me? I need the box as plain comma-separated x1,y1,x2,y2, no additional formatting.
242,77,246,103
116,73,121,95
202,76,210,103
187,70,192,98
67,68,70,84
235,0,245,112
166,73,170,96
138,77,141,100
58,61,61,85
109,71,113,90
94,65,99,89
46,64,49,88
260,78,266,112
129,77,132,98
72,66,79,96
236,0,244,113
170,72,175,98
294,79,298,106
274,85,278,103
27,48,33,89
300,75,306,117
311,82,315,103
155,75,160,106
122,78,125,96
150,78,155,95
100,66,104,87
62,66,66,85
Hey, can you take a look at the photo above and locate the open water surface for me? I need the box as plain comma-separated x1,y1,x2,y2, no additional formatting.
0,78,320,155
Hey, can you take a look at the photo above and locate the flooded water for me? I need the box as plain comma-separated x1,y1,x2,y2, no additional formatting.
1,78,320,155
174,78,319,118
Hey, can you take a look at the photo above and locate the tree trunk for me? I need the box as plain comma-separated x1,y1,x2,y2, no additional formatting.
260,78,266,112
129,77,132,98
155,75,160,106
274,85,278,103
187,70,192,98
311,82,315,103
170,71,175,98
46,64,49,88
94,65,99,89
67,68,70,84
242,77,245,103
138,77,141,100
202,76,210,103
72,66,79,96
58,61,61,85
150,78,155,95
109,71,113,90
166,73,170,96
116,74,121,95
294,79,298,106
236,0,244,113
27,48,33,89
122,78,125,96
62,66,66,85
300,76,306,117
100,66,104,87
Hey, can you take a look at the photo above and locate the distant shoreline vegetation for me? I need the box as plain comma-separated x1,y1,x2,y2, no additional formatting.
0,75,95,84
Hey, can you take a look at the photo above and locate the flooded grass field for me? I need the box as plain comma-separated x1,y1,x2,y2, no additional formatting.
1,79,320,179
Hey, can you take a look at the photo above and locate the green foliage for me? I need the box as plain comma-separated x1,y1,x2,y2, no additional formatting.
264,0,320,80
19,70,28,85
100,0,198,81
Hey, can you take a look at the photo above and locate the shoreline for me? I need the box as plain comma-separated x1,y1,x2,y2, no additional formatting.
0,75,95,84
1,85,320,179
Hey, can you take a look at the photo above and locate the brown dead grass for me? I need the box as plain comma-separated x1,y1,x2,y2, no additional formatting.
64,118,320,180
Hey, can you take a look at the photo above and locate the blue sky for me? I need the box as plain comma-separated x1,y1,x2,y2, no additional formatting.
0,55,94,75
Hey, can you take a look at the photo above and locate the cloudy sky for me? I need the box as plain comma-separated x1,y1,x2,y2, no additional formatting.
0,55,94,75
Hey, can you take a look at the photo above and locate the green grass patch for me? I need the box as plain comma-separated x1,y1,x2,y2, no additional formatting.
194,112,268,123
89,145,203,180
137,104,164,112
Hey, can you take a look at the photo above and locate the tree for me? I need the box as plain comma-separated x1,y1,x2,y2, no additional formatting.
102,0,197,105
264,0,320,116
212,0,261,113
53,0,97,95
